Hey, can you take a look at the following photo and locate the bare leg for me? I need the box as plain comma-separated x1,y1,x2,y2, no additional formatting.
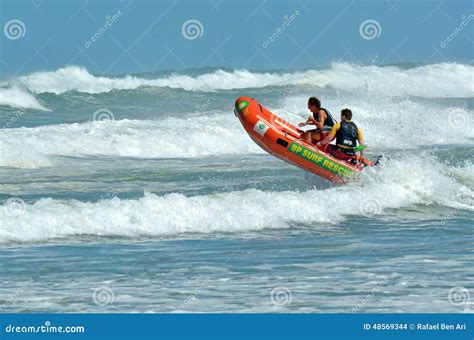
311,132,322,144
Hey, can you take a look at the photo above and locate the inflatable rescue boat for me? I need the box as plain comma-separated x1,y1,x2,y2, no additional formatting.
234,97,373,184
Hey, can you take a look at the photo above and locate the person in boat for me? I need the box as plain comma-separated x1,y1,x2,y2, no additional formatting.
298,97,336,144
316,108,365,162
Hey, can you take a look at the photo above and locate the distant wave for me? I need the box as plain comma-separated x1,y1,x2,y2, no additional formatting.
4,62,473,97
0,86,49,111
1,155,472,243
1,91,473,168
0,116,261,168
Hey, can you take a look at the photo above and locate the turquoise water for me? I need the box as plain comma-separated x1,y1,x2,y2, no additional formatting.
0,63,473,312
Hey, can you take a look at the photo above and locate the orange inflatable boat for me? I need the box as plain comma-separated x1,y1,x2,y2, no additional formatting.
234,97,373,184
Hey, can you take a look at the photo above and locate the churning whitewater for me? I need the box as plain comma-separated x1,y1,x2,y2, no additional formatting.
0,62,473,111
1,154,473,244
0,62,473,242
1,62,472,313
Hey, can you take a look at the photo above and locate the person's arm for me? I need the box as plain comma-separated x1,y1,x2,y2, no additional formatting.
357,129,365,158
298,117,312,127
307,115,318,126
317,123,339,147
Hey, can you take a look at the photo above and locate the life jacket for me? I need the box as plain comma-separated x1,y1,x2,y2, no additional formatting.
336,120,358,150
312,108,335,127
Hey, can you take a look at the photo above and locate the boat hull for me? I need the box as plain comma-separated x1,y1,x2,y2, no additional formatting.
234,97,360,183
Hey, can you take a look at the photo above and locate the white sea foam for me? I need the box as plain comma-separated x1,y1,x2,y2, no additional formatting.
450,161,474,187
12,63,474,97
1,95,473,169
0,86,49,111
0,115,261,168
1,154,472,243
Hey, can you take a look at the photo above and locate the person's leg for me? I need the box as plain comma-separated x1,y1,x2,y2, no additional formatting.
319,144,337,155
325,144,338,154
316,131,329,143
329,147,353,161
311,131,322,144
303,130,316,143
303,131,312,143
327,145,363,164
333,150,353,161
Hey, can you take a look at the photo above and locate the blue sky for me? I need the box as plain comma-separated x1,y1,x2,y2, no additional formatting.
0,0,473,76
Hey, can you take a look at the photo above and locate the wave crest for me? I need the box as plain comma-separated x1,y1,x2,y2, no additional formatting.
0,86,49,111
11,62,474,97
1,155,472,243
0,116,261,168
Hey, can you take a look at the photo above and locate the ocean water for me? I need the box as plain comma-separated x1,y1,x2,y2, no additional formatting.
0,62,473,312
